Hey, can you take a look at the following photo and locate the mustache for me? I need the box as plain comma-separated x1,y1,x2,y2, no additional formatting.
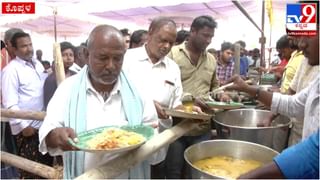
160,48,169,54
100,71,118,76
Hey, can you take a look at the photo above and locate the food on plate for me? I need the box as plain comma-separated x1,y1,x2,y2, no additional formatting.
193,155,262,179
176,109,198,114
86,128,145,150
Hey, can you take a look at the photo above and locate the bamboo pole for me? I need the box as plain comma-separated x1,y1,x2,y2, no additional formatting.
233,43,240,75
53,43,65,85
75,120,199,179
260,0,266,68
1,151,60,179
1,109,202,179
1,108,45,121
53,7,58,42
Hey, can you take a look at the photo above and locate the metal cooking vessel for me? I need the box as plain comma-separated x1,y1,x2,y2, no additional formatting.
184,140,279,179
214,109,291,152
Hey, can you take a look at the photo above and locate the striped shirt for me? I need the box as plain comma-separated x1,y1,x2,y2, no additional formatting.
216,60,234,85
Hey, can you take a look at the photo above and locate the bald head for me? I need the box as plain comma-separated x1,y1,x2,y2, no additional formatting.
148,17,176,34
86,25,126,89
87,25,125,50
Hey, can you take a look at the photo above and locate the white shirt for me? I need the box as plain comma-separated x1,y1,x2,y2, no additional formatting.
271,74,319,139
247,56,254,66
69,63,82,73
1,57,47,134
287,59,319,145
123,46,182,110
255,58,261,67
38,72,157,173
123,46,183,164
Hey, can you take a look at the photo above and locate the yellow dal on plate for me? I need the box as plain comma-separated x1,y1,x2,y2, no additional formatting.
193,155,262,179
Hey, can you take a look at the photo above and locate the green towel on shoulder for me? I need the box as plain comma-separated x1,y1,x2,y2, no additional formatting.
63,65,148,179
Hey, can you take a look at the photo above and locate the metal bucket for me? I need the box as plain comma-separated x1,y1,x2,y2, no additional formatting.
184,139,279,179
214,109,291,152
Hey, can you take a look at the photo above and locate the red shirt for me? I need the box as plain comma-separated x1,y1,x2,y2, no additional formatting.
1,49,14,70
279,58,288,68
270,58,288,76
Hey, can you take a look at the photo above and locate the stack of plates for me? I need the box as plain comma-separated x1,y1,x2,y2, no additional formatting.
260,73,277,85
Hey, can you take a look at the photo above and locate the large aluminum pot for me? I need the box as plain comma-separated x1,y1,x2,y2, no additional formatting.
214,109,291,152
184,140,279,179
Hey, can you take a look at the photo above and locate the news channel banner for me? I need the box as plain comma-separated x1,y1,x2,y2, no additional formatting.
286,2,318,36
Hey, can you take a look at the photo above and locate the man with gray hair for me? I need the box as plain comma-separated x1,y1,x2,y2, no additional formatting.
1,28,23,70
2,31,50,178
1,28,24,178
123,16,203,178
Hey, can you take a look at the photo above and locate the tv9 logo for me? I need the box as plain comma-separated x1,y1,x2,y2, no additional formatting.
286,3,317,36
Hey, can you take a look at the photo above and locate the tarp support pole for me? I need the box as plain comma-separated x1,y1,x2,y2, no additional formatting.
53,7,57,42
268,28,272,67
232,0,267,68
231,0,263,33
233,43,241,75
260,1,266,67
